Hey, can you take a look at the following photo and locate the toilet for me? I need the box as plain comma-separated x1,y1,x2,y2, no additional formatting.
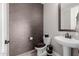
35,34,51,56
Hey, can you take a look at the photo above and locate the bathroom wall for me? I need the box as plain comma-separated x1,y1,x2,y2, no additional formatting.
9,3,43,56
44,3,63,55
44,3,78,56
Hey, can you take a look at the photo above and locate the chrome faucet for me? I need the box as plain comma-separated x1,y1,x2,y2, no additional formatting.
65,33,71,39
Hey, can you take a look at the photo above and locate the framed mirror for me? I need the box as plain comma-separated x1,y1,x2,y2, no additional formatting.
58,3,79,32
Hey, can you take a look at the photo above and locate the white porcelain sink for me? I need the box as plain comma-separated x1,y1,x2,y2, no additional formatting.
54,36,79,56
55,36,79,48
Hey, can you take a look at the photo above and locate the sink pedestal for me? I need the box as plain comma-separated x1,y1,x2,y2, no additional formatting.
55,36,79,56
63,46,71,56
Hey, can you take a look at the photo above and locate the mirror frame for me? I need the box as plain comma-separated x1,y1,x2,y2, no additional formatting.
58,3,76,32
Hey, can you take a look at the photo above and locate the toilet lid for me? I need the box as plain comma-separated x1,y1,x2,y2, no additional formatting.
35,43,45,48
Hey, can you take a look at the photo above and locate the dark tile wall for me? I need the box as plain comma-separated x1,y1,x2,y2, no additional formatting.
9,3,43,56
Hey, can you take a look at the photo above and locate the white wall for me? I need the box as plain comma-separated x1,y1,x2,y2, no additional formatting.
0,4,2,54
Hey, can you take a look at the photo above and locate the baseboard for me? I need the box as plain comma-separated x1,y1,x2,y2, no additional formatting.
17,49,61,56
53,51,61,56
17,49,35,56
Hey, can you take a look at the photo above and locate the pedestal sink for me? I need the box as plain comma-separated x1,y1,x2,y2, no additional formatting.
54,36,79,56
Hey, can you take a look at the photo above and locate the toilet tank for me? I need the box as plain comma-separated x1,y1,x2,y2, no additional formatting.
43,36,51,45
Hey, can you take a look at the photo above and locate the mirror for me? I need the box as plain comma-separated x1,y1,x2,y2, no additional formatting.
58,3,79,32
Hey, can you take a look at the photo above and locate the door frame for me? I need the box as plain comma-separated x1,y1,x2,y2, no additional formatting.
2,3,9,56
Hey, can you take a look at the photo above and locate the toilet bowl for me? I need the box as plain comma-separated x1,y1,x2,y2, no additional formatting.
35,35,51,56
35,44,47,56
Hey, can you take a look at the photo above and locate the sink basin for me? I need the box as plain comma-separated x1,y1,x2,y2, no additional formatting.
55,36,79,48
54,36,79,56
